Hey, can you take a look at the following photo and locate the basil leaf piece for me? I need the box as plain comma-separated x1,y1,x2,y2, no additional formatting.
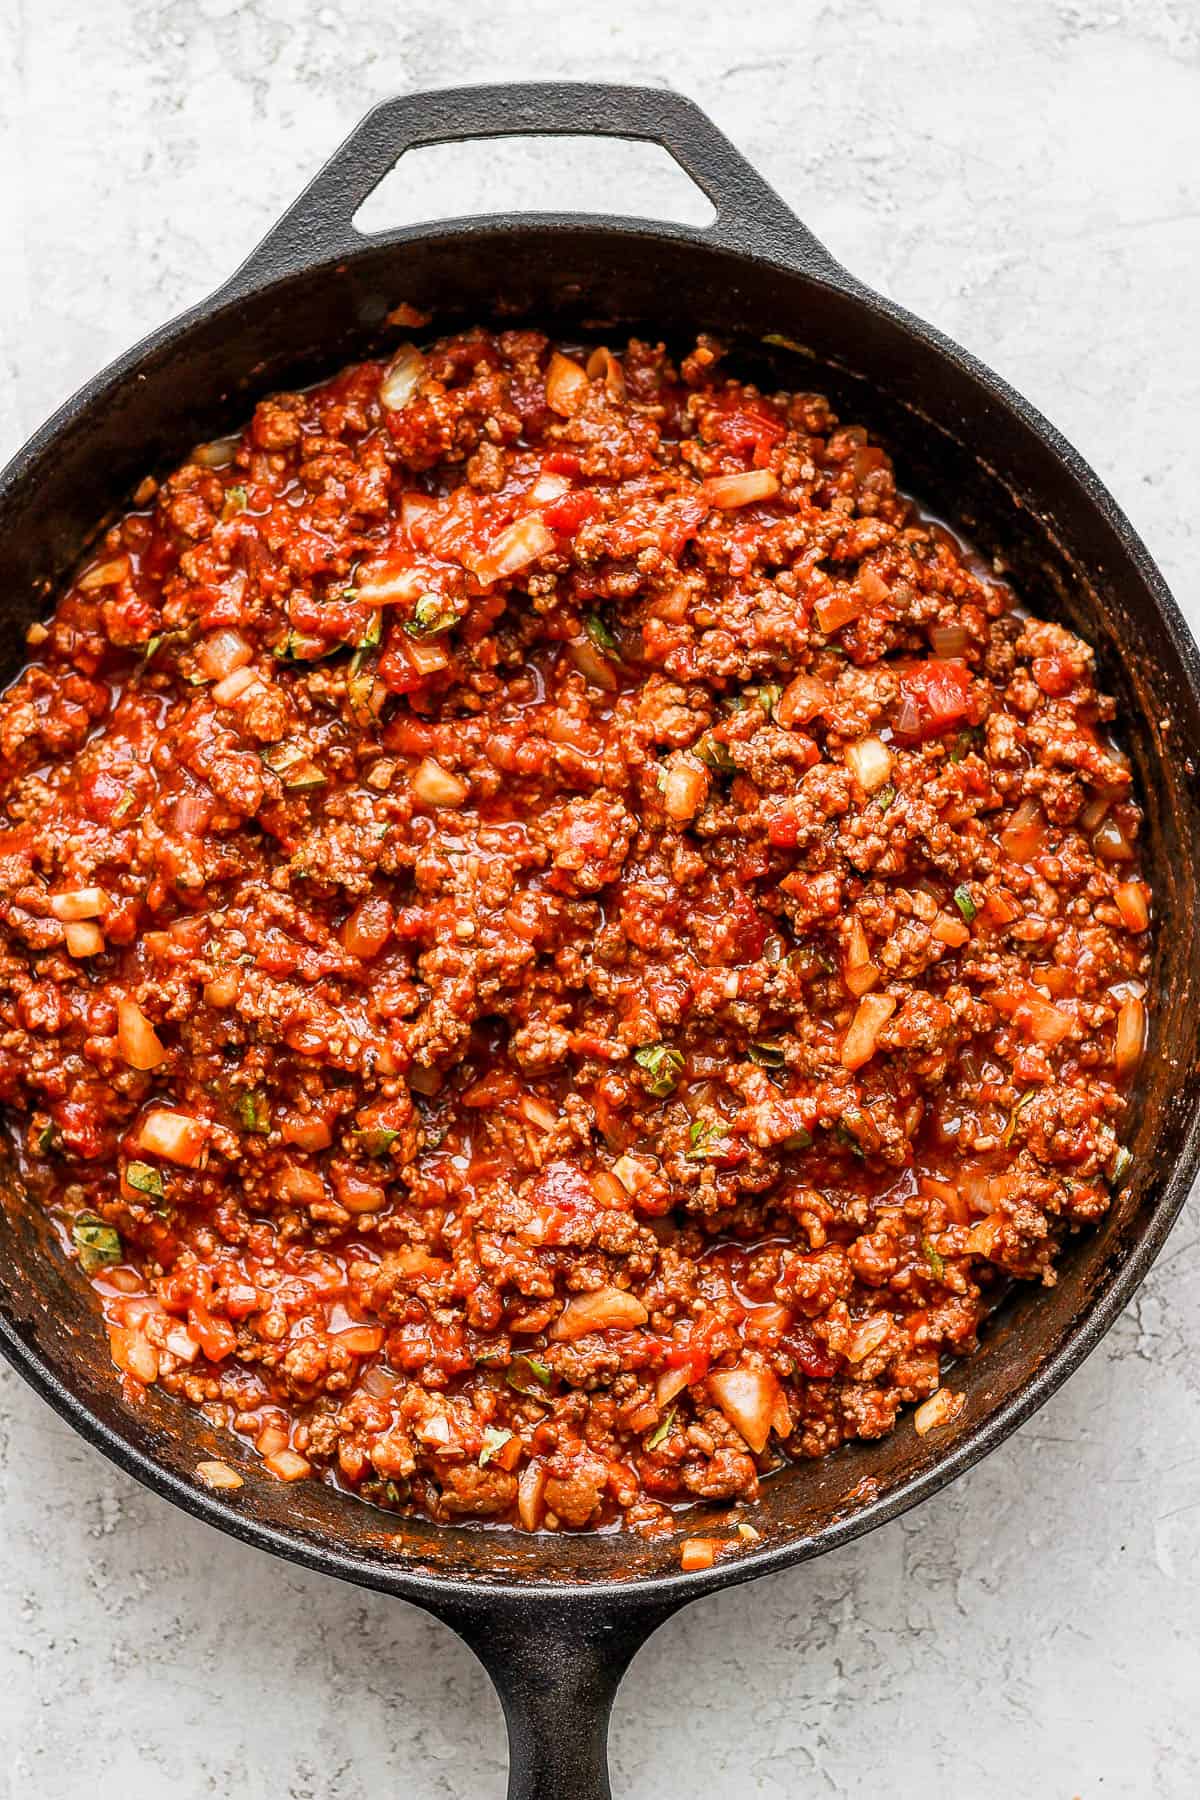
634,1043,685,1098
73,1214,122,1274
646,1406,676,1451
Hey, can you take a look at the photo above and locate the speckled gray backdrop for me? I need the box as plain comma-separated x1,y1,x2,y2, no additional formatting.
1,2,1198,1795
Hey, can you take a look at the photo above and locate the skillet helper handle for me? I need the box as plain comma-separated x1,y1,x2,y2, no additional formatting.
435,1597,668,1800
220,81,843,296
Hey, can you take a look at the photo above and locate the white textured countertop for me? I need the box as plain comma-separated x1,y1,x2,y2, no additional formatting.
2,2,1199,1795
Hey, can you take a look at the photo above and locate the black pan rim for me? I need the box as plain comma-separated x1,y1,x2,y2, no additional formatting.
2,209,1198,1617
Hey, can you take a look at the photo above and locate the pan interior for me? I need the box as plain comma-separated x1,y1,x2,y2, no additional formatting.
2,224,1197,1590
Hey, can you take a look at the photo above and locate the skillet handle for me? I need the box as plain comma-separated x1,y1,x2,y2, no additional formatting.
432,1595,672,1800
219,81,844,297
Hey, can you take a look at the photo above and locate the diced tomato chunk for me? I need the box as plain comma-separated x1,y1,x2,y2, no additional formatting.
542,489,600,535
894,659,973,741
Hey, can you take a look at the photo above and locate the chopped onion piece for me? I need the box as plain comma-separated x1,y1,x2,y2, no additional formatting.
356,558,426,607
702,469,780,508
337,1326,385,1356
117,998,167,1071
550,1286,649,1340
586,345,626,399
1000,797,1045,863
840,992,897,1070
1114,880,1150,932
78,556,131,592
473,516,555,587
988,983,1072,1046
263,1449,313,1482
526,472,572,507
662,758,709,823
844,917,879,997
204,970,240,1008
814,590,866,635
776,673,831,727
380,344,425,410
656,1365,692,1407
844,735,893,793
198,629,253,681
1114,996,1146,1077
273,1165,325,1204
192,434,241,468
931,912,970,949
568,637,618,690
109,1325,158,1384
545,351,589,416
212,665,257,706
405,638,450,676
612,1153,654,1195
845,1314,891,1364
930,621,969,659
412,757,468,808
914,1386,965,1436
64,921,104,958
707,1365,785,1454
680,1538,722,1572
165,1326,200,1364
50,887,108,921
196,1459,243,1490
517,1460,547,1531
1094,814,1134,862
136,1109,209,1167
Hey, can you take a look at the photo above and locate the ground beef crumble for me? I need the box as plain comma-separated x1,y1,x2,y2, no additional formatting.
0,329,1150,1537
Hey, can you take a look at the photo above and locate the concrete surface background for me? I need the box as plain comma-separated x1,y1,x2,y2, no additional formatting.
1,1,1198,1794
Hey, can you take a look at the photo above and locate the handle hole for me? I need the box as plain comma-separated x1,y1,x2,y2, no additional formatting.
353,135,716,235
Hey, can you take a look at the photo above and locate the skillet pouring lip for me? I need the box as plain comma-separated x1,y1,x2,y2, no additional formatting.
1,82,1198,1613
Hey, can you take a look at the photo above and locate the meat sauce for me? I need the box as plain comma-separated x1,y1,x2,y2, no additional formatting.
0,328,1150,1542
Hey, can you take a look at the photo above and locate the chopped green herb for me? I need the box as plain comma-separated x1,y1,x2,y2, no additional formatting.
237,1090,271,1135
754,684,783,719
762,331,807,354
953,885,977,923
73,1214,122,1274
36,1119,62,1155
948,726,983,764
875,783,896,813
506,1355,552,1397
125,1160,165,1200
478,1425,514,1468
836,1114,867,1158
405,594,458,637
142,633,164,662
720,694,747,714
347,646,381,721
261,743,327,790
646,1406,676,1451
111,791,138,823
221,485,248,519
686,1118,727,1160
1003,1090,1035,1146
781,1128,813,1152
356,1126,399,1159
695,731,736,774
748,1040,787,1068
382,1478,409,1506
634,1043,685,1098
356,610,382,649
1109,1144,1133,1187
584,612,617,653
923,1239,946,1280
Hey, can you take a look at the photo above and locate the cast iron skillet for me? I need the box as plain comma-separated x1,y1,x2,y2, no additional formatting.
1,82,1198,1799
